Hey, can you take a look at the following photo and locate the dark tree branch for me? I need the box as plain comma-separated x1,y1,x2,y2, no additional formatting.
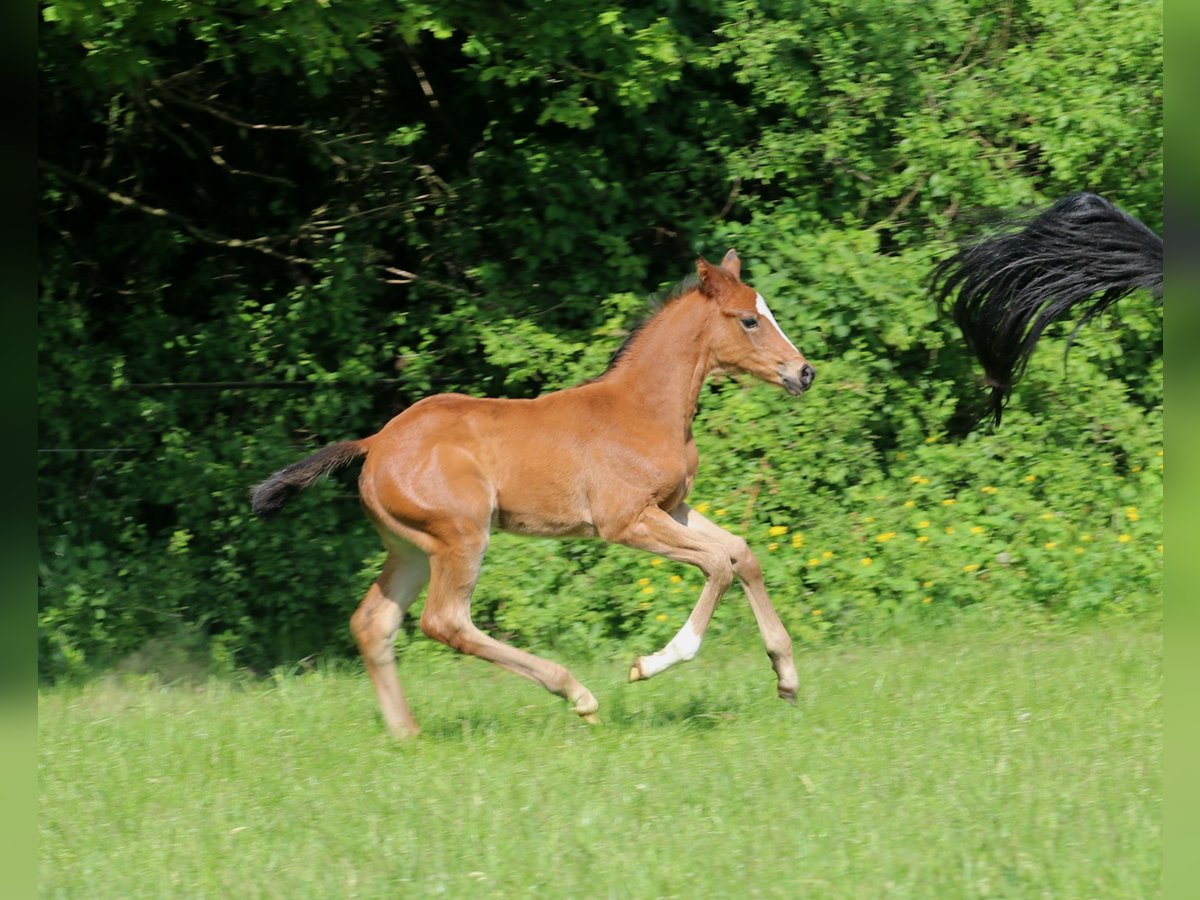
39,160,314,266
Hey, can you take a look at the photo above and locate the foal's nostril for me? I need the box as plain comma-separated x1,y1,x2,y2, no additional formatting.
800,364,816,388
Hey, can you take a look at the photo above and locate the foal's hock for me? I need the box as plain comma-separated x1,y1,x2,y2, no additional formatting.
252,250,816,737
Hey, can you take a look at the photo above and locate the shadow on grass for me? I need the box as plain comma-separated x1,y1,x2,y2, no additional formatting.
604,691,745,731
399,681,774,743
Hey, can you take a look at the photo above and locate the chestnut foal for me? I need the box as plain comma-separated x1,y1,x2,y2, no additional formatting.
252,251,816,737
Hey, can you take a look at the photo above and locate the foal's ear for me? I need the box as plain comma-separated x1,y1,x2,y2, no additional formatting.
720,249,741,279
697,252,739,296
696,256,718,296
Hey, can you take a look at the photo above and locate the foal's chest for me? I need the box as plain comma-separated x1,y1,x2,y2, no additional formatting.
658,437,700,510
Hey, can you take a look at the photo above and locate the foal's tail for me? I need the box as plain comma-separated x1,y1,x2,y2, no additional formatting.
250,440,367,520
931,192,1163,426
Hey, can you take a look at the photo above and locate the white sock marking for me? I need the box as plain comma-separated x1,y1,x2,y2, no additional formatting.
639,621,703,677
755,292,799,353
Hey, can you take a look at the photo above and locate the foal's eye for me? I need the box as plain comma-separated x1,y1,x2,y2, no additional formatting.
740,317,759,329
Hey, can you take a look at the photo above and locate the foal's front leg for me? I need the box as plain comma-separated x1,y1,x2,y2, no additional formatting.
615,506,736,682
673,504,798,702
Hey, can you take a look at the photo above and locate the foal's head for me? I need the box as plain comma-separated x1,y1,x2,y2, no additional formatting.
698,250,816,396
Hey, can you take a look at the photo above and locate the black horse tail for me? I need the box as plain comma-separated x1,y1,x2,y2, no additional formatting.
250,440,367,520
931,192,1163,426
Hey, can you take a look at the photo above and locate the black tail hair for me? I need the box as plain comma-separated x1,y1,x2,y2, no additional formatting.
931,192,1163,426
250,441,366,520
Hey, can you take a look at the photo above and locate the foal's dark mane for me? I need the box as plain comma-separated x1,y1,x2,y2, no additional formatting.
594,272,703,378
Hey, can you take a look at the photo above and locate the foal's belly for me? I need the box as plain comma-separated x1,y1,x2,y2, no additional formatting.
493,507,599,538
487,459,598,537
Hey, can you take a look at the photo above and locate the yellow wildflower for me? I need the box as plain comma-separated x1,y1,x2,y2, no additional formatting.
807,558,821,567
1024,474,1037,483
1118,534,1132,543
812,609,823,616
791,533,805,548
922,596,932,604
917,520,931,529
861,557,874,566
921,580,934,588
970,526,985,535
1074,547,1085,555
694,501,711,514
638,577,651,586
876,532,897,542
768,525,789,537
714,508,727,518
981,486,998,494
669,574,683,584
1125,507,1140,522
655,613,668,622
916,535,929,544
1043,541,1057,550
945,526,956,535
822,550,835,559
1039,512,1055,521
925,435,939,443
942,498,956,506
642,586,655,595
650,557,664,567
963,563,980,573
768,542,779,552
903,500,915,508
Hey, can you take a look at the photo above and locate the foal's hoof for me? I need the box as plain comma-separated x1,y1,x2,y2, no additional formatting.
628,660,644,683
778,685,798,705
573,690,599,725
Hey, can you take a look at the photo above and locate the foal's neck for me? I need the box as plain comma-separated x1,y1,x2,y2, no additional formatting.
602,293,714,434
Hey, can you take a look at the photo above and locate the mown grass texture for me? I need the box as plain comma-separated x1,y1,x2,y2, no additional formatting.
39,622,1160,898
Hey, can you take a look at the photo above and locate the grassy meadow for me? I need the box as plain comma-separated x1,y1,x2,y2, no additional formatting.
39,619,1160,898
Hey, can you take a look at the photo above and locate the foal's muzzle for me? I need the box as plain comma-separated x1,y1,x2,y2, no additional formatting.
781,363,816,396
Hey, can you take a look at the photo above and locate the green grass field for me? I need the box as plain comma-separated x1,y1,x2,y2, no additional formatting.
39,621,1160,898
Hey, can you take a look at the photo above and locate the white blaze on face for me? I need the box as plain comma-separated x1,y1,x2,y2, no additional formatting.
755,292,799,354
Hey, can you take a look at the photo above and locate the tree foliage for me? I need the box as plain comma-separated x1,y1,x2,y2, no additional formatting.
38,0,1162,679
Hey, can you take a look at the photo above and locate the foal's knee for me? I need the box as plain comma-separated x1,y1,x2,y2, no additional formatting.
720,535,762,582
702,553,735,594
419,609,468,650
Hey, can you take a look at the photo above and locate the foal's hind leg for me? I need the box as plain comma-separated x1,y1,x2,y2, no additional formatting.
418,538,600,723
350,545,430,738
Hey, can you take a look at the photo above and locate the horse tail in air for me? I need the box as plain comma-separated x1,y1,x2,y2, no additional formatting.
250,440,367,520
931,192,1162,426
